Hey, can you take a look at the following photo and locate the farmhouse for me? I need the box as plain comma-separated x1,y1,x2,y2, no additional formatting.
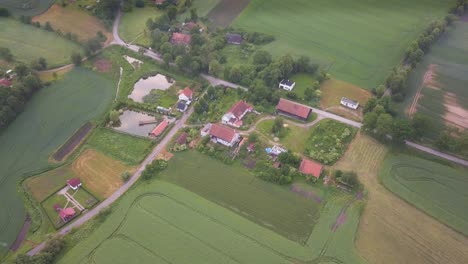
0,78,12,87
150,120,169,137
279,79,296,91
222,100,253,128
171,32,191,45
340,97,359,110
201,123,240,147
178,87,193,102
67,178,82,190
276,98,312,121
59,208,76,223
225,33,243,45
299,158,323,179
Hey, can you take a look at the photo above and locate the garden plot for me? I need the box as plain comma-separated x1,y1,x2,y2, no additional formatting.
128,74,174,103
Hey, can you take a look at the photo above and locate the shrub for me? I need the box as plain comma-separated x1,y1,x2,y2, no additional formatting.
141,159,168,181
121,171,131,182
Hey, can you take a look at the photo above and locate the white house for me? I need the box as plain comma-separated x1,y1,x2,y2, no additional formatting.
279,79,296,91
178,87,193,104
221,100,253,128
340,97,359,110
201,123,240,147
67,178,82,191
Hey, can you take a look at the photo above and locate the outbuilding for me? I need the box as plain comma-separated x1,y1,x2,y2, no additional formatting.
225,33,243,45
279,79,296,91
340,97,359,110
299,158,323,179
67,178,82,190
275,98,312,121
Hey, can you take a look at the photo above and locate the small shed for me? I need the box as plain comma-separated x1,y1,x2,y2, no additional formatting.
340,97,359,110
279,79,296,91
299,158,323,179
225,33,243,45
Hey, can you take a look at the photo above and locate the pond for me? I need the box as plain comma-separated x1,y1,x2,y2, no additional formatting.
113,110,158,137
128,74,174,103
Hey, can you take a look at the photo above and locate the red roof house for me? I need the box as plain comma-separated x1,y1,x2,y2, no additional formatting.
67,178,82,190
201,123,240,147
178,87,193,101
59,208,76,222
222,100,253,128
276,98,312,120
299,158,323,179
0,78,12,87
171,32,191,45
150,120,169,137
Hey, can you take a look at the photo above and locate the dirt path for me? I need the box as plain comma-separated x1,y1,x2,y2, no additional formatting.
334,134,468,264
408,64,437,117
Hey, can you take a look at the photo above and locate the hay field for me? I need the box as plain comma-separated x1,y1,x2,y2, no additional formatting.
379,153,468,236
32,4,112,42
332,133,468,264
0,18,82,67
71,149,132,200
399,21,468,134
0,68,114,253
233,0,453,89
58,178,363,264
0,0,54,16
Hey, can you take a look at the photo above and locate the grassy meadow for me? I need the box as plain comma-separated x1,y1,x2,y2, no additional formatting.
58,153,363,264
0,18,82,67
379,153,468,236
233,0,454,89
398,21,468,135
32,4,111,42
0,68,114,253
0,0,54,16
119,6,164,46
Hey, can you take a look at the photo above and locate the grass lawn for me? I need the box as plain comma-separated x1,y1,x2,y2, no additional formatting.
305,119,357,165
257,119,314,153
0,0,54,16
397,21,468,136
160,151,320,243
0,17,83,67
26,167,77,202
379,152,468,236
143,84,179,108
68,188,98,210
58,163,363,264
119,6,164,46
41,193,69,229
0,68,114,251
86,128,154,166
32,4,112,43
233,0,453,89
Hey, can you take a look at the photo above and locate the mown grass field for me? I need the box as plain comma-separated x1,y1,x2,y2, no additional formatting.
86,128,153,166
32,4,112,42
0,0,54,16
320,79,372,109
257,119,314,153
0,68,114,253
119,7,164,46
333,133,468,264
398,21,468,134
160,151,320,243
233,0,453,89
379,153,468,236
58,155,363,264
0,18,82,67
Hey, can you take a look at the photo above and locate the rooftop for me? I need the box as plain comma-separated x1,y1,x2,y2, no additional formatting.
280,79,295,86
0,78,12,87
171,32,191,45
226,33,243,44
150,120,169,137
209,123,237,142
276,98,312,119
299,158,323,178
227,100,253,119
341,97,359,105
67,178,81,188
179,87,193,98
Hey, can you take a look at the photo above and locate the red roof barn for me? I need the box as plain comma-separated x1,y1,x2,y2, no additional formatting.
276,98,312,120
150,120,169,137
171,32,191,45
299,158,323,179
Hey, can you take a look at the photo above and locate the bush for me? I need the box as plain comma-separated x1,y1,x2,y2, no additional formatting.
135,0,145,8
141,159,168,181
0,7,10,17
121,171,131,182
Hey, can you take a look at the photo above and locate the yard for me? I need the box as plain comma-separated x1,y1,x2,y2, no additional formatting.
86,128,154,166
119,6,164,46
0,18,83,67
257,119,315,153
32,4,112,43
233,0,453,89
305,119,357,165
379,152,468,236
332,133,468,264
0,68,114,250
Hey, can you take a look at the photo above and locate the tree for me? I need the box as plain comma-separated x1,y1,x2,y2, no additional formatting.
0,47,14,62
277,55,294,78
411,113,431,138
135,0,145,8
190,8,198,21
44,21,53,31
167,6,177,20
71,52,82,66
272,117,284,136
248,132,258,143
109,110,120,123
14,64,29,79
141,159,168,181
162,53,172,67
208,60,222,77
392,118,414,143
121,171,131,182
0,7,10,17
363,111,378,131
375,113,393,138
253,50,272,65
340,171,360,188
435,130,457,151
304,87,316,101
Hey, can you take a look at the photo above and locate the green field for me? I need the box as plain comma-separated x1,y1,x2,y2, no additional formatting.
0,18,83,67
398,21,468,135
379,153,468,236
119,7,164,46
0,0,54,16
233,0,454,89
178,0,221,20
0,68,114,254
86,128,154,166
58,154,364,264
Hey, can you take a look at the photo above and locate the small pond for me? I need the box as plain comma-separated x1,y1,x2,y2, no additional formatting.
113,110,158,137
128,74,174,103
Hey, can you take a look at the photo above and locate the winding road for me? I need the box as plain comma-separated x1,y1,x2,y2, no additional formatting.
28,6,468,257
